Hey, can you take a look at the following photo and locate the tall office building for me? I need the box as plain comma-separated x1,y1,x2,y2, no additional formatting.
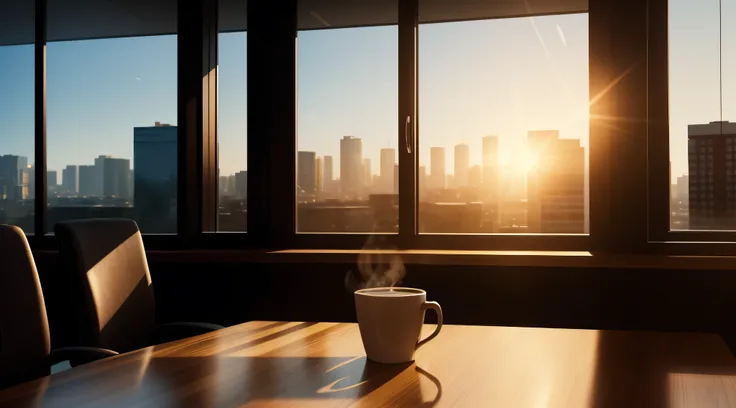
430,147,446,190
297,151,317,195
78,165,98,197
323,156,334,193
380,148,396,194
687,121,736,229
235,171,248,199
363,158,372,191
454,144,470,188
218,175,229,197
675,175,689,202
62,165,79,194
129,168,134,199
0,155,28,200
482,136,499,199
21,166,31,200
95,155,131,199
47,171,58,189
26,165,34,199
316,157,323,193
340,136,363,199
469,165,482,189
219,174,237,197
134,123,177,232
527,130,585,233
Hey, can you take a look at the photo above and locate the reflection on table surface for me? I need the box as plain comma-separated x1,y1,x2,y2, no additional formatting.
1,321,735,407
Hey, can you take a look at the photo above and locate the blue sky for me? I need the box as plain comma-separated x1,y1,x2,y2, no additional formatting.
0,2,730,183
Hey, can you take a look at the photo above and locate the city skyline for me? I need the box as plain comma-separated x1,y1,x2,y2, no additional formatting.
0,2,731,183
3,128,580,189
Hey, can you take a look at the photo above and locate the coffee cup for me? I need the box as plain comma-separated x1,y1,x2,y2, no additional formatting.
354,287,443,364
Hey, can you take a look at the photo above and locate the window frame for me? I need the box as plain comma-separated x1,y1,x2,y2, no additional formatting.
287,0,594,251
647,0,736,250
29,0,725,255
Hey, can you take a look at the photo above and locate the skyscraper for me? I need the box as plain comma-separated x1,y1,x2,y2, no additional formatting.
380,148,396,194
323,156,334,193
19,166,31,201
676,175,689,202
134,123,177,232
297,151,317,195
482,135,499,199
363,158,372,191
527,130,585,233
95,155,131,199
430,147,445,190
340,136,363,199
26,165,33,199
0,155,28,200
687,121,736,229
78,165,98,197
62,165,79,194
218,175,230,197
316,157,323,193
235,171,248,199
469,165,482,189
454,144,470,188
47,171,58,189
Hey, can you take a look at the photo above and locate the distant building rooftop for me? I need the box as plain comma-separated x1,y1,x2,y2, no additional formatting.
688,121,736,136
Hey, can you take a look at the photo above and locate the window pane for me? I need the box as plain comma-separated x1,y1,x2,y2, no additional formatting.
218,30,247,232
46,3,177,233
669,0,723,230
418,11,589,234
297,22,398,233
0,0,34,233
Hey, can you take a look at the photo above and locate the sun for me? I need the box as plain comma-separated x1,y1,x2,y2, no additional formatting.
500,148,539,173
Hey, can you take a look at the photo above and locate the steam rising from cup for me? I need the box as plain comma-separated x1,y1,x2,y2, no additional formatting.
345,232,406,292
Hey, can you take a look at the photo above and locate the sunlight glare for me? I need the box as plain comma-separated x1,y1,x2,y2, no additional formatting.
499,149,512,168
523,150,540,172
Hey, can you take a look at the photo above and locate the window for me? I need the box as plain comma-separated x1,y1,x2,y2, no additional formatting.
296,9,399,234
668,0,732,231
417,12,589,234
46,1,177,233
218,29,248,232
0,0,34,234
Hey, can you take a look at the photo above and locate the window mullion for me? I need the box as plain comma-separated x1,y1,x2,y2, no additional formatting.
398,0,419,248
34,0,47,237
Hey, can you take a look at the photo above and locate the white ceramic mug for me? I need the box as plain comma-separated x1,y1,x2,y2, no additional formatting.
355,287,443,364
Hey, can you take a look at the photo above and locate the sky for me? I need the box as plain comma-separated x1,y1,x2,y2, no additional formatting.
0,1,729,183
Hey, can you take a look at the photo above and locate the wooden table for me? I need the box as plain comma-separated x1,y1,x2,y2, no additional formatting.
1,321,736,407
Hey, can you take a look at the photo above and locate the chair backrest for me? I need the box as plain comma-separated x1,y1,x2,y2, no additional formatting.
55,219,155,353
0,225,51,388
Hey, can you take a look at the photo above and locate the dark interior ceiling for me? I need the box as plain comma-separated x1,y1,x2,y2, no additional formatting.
0,0,587,46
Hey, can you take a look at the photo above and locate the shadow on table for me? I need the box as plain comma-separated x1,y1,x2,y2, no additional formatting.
6,354,442,407
590,330,736,408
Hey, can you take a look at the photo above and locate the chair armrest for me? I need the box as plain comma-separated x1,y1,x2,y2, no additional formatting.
46,346,119,367
153,322,225,344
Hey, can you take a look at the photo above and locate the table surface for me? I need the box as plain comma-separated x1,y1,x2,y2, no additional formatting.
1,321,736,408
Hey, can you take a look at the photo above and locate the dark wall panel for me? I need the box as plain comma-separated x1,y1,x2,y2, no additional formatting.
149,261,736,334
35,251,736,349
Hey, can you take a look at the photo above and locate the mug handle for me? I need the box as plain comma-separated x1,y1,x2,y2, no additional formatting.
416,301,443,350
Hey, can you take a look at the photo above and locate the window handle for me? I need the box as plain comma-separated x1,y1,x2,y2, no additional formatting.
404,115,413,154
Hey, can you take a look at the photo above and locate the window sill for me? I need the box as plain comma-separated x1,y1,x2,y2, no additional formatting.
143,249,736,270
